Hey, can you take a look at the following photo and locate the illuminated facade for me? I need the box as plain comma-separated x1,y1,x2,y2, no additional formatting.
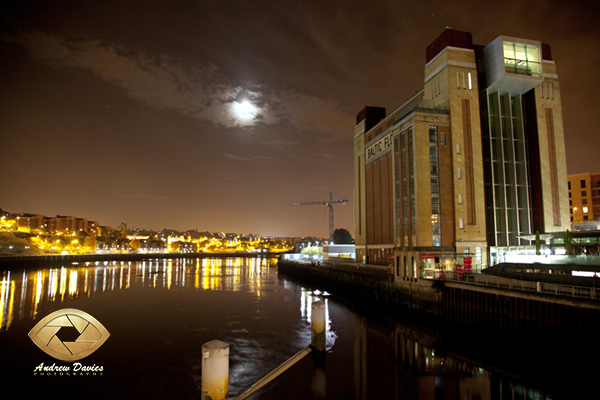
354,29,569,274
568,172,600,223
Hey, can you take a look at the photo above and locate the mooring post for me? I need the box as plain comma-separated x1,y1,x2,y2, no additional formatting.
311,301,326,351
311,348,326,398
202,339,230,400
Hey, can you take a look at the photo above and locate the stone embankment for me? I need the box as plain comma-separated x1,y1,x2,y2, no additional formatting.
278,258,600,341
277,259,440,312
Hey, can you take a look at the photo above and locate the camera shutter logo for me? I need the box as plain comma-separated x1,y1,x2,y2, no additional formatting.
28,309,110,361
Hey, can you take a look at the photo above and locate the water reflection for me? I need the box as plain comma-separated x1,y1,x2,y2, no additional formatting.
300,288,337,350
0,257,275,331
0,258,571,399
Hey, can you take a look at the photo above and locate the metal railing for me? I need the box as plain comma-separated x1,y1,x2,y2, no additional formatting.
423,270,600,301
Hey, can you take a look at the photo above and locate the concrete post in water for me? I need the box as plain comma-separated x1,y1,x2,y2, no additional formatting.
311,301,326,351
311,349,326,398
202,340,229,400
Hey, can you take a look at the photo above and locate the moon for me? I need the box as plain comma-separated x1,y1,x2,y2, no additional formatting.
233,100,258,120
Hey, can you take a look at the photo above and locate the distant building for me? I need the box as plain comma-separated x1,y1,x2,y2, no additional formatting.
568,172,600,224
354,29,569,275
14,214,45,232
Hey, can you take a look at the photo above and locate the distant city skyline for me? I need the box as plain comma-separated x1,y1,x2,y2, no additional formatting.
2,1,599,237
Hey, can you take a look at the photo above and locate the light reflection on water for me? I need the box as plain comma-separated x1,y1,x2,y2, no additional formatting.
0,257,572,399
0,257,278,331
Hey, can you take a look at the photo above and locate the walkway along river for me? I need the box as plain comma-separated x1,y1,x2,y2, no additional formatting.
0,256,596,398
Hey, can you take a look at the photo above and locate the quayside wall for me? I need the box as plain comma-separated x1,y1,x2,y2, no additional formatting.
277,259,440,312
278,259,600,341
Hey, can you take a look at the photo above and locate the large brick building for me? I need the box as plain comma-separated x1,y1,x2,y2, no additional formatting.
568,172,600,223
354,29,569,276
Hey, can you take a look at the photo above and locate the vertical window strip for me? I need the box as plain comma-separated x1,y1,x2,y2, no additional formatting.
430,126,441,246
409,127,416,246
394,136,401,245
457,72,460,88
468,73,472,90
543,82,547,98
401,131,408,246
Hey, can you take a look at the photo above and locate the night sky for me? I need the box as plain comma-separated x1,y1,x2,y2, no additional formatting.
1,1,599,238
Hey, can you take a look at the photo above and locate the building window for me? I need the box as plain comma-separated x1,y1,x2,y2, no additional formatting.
503,41,541,77
581,180,586,188
582,199,588,205
582,191,587,197
584,216,589,221
458,193,463,204
583,207,589,213
459,218,464,229
402,130,408,246
457,168,462,179
440,133,446,146
409,127,416,246
430,126,441,246
569,200,572,206
456,143,461,154
468,73,472,90
568,181,571,190
569,192,572,198
394,136,401,245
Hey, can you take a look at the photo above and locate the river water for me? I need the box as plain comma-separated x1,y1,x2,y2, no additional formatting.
0,257,589,399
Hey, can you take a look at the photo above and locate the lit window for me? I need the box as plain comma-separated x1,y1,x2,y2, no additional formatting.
583,207,589,213
468,73,472,90
456,143,461,154
503,41,541,77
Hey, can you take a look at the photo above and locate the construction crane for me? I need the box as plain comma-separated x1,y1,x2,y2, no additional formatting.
291,192,348,242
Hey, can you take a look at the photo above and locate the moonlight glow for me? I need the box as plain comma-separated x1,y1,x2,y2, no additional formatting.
233,100,258,120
